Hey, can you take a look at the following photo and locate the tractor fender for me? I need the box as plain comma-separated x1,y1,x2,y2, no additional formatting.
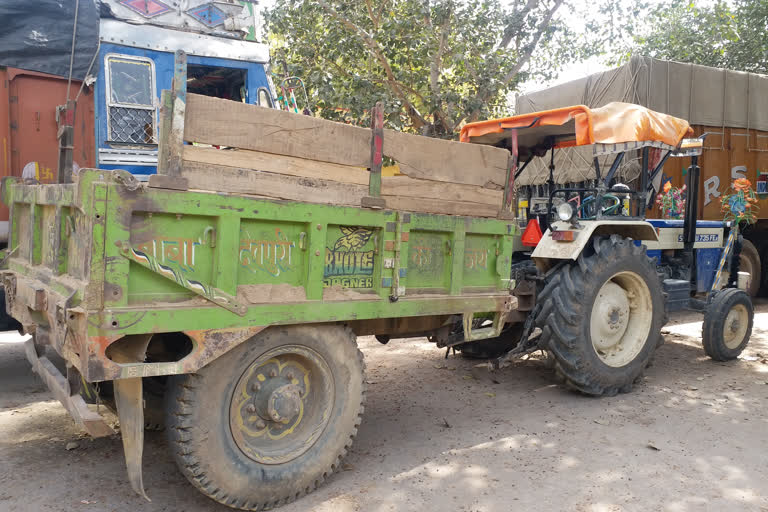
532,220,659,268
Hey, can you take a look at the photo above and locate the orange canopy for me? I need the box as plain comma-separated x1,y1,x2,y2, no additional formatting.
460,102,693,150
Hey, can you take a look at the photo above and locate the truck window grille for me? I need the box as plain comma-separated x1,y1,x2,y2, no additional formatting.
108,107,156,144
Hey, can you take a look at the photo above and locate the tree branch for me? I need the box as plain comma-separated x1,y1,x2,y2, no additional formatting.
364,0,378,30
317,0,429,129
499,0,538,49
456,0,565,126
429,5,454,133
499,0,564,88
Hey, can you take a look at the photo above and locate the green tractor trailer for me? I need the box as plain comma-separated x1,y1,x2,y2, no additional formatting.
0,53,753,510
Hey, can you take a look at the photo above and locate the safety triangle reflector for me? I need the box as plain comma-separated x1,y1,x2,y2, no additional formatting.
521,219,543,247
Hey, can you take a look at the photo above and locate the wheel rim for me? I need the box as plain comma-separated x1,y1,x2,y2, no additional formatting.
589,271,653,367
723,303,749,349
229,344,334,465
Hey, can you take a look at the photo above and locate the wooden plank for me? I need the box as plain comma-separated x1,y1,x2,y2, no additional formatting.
156,90,173,175
381,176,502,205
181,161,497,216
183,146,502,205
182,145,369,185
182,161,366,206
183,93,510,187
147,174,189,190
380,195,498,218
166,51,188,177
184,93,371,167
383,129,509,188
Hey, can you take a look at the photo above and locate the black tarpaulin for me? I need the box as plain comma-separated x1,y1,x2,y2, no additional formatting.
0,0,100,79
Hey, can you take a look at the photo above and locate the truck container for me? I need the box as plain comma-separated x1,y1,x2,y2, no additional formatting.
514,56,768,295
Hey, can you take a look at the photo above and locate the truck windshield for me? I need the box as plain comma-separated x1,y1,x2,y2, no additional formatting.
106,54,156,145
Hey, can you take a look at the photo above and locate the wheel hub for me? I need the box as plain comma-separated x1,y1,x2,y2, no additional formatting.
591,282,630,350
589,271,653,368
266,384,302,423
229,345,334,465
723,304,749,349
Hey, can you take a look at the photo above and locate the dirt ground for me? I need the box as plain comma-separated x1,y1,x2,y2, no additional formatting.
1,303,768,512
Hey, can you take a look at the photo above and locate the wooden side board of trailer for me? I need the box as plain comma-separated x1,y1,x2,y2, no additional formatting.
151,92,511,218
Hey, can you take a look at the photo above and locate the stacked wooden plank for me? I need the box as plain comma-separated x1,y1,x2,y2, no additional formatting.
165,93,512,218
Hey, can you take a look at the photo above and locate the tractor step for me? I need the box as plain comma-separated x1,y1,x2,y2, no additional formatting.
663,279,692,312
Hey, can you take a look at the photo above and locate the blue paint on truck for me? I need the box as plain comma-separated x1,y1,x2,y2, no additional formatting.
94,43,273,177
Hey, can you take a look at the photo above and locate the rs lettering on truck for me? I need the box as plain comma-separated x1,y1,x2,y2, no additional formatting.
704,165,748,206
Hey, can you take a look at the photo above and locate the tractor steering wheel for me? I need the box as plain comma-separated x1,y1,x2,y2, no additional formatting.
579,194,621,219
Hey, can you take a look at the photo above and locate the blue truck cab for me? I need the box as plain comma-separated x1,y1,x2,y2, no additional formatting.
94,1,275,178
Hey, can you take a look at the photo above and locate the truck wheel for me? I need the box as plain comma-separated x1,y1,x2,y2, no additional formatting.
740,239,761,297
166,325,365,511
536,236,664,396
702,288,753,361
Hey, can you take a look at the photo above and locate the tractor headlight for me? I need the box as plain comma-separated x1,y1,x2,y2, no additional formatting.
557,202,575,222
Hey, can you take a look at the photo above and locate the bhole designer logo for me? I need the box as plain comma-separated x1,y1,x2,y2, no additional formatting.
324,227,375,289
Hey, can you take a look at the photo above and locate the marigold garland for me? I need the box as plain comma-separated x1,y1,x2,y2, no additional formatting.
655,181,686,219
721,178,759,224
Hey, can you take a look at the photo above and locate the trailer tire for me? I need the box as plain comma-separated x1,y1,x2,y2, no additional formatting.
166,325,365,511
740,239,761,297
702,288,753,361
535,235,664,396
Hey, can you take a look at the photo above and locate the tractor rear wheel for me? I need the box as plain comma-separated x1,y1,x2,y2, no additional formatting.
535,235,665,396
166,325,365,511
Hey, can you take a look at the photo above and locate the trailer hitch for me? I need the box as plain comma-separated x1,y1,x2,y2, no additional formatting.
489,302,543,370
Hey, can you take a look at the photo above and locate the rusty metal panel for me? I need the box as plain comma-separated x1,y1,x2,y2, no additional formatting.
0,69,11,225
7,70,95,185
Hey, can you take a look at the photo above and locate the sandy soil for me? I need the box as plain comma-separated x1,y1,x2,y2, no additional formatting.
1,303,767,512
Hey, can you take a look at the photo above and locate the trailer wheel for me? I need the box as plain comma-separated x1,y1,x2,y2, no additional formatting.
740,239,761,297
535,236,664,396
166,325,365,511
702,288,753,361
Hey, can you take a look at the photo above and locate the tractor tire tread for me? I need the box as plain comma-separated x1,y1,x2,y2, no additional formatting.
535,236,664,396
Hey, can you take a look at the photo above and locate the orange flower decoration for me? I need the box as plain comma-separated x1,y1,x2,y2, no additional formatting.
733,178,752,191
663,181,672,193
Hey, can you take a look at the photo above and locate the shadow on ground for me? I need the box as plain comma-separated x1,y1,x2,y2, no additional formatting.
1,304,767,512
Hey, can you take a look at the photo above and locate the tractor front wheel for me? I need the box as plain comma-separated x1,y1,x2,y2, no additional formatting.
702,288,753,361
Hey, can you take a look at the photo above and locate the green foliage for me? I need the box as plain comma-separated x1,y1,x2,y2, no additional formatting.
615,0,768,74
267,0,602,136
